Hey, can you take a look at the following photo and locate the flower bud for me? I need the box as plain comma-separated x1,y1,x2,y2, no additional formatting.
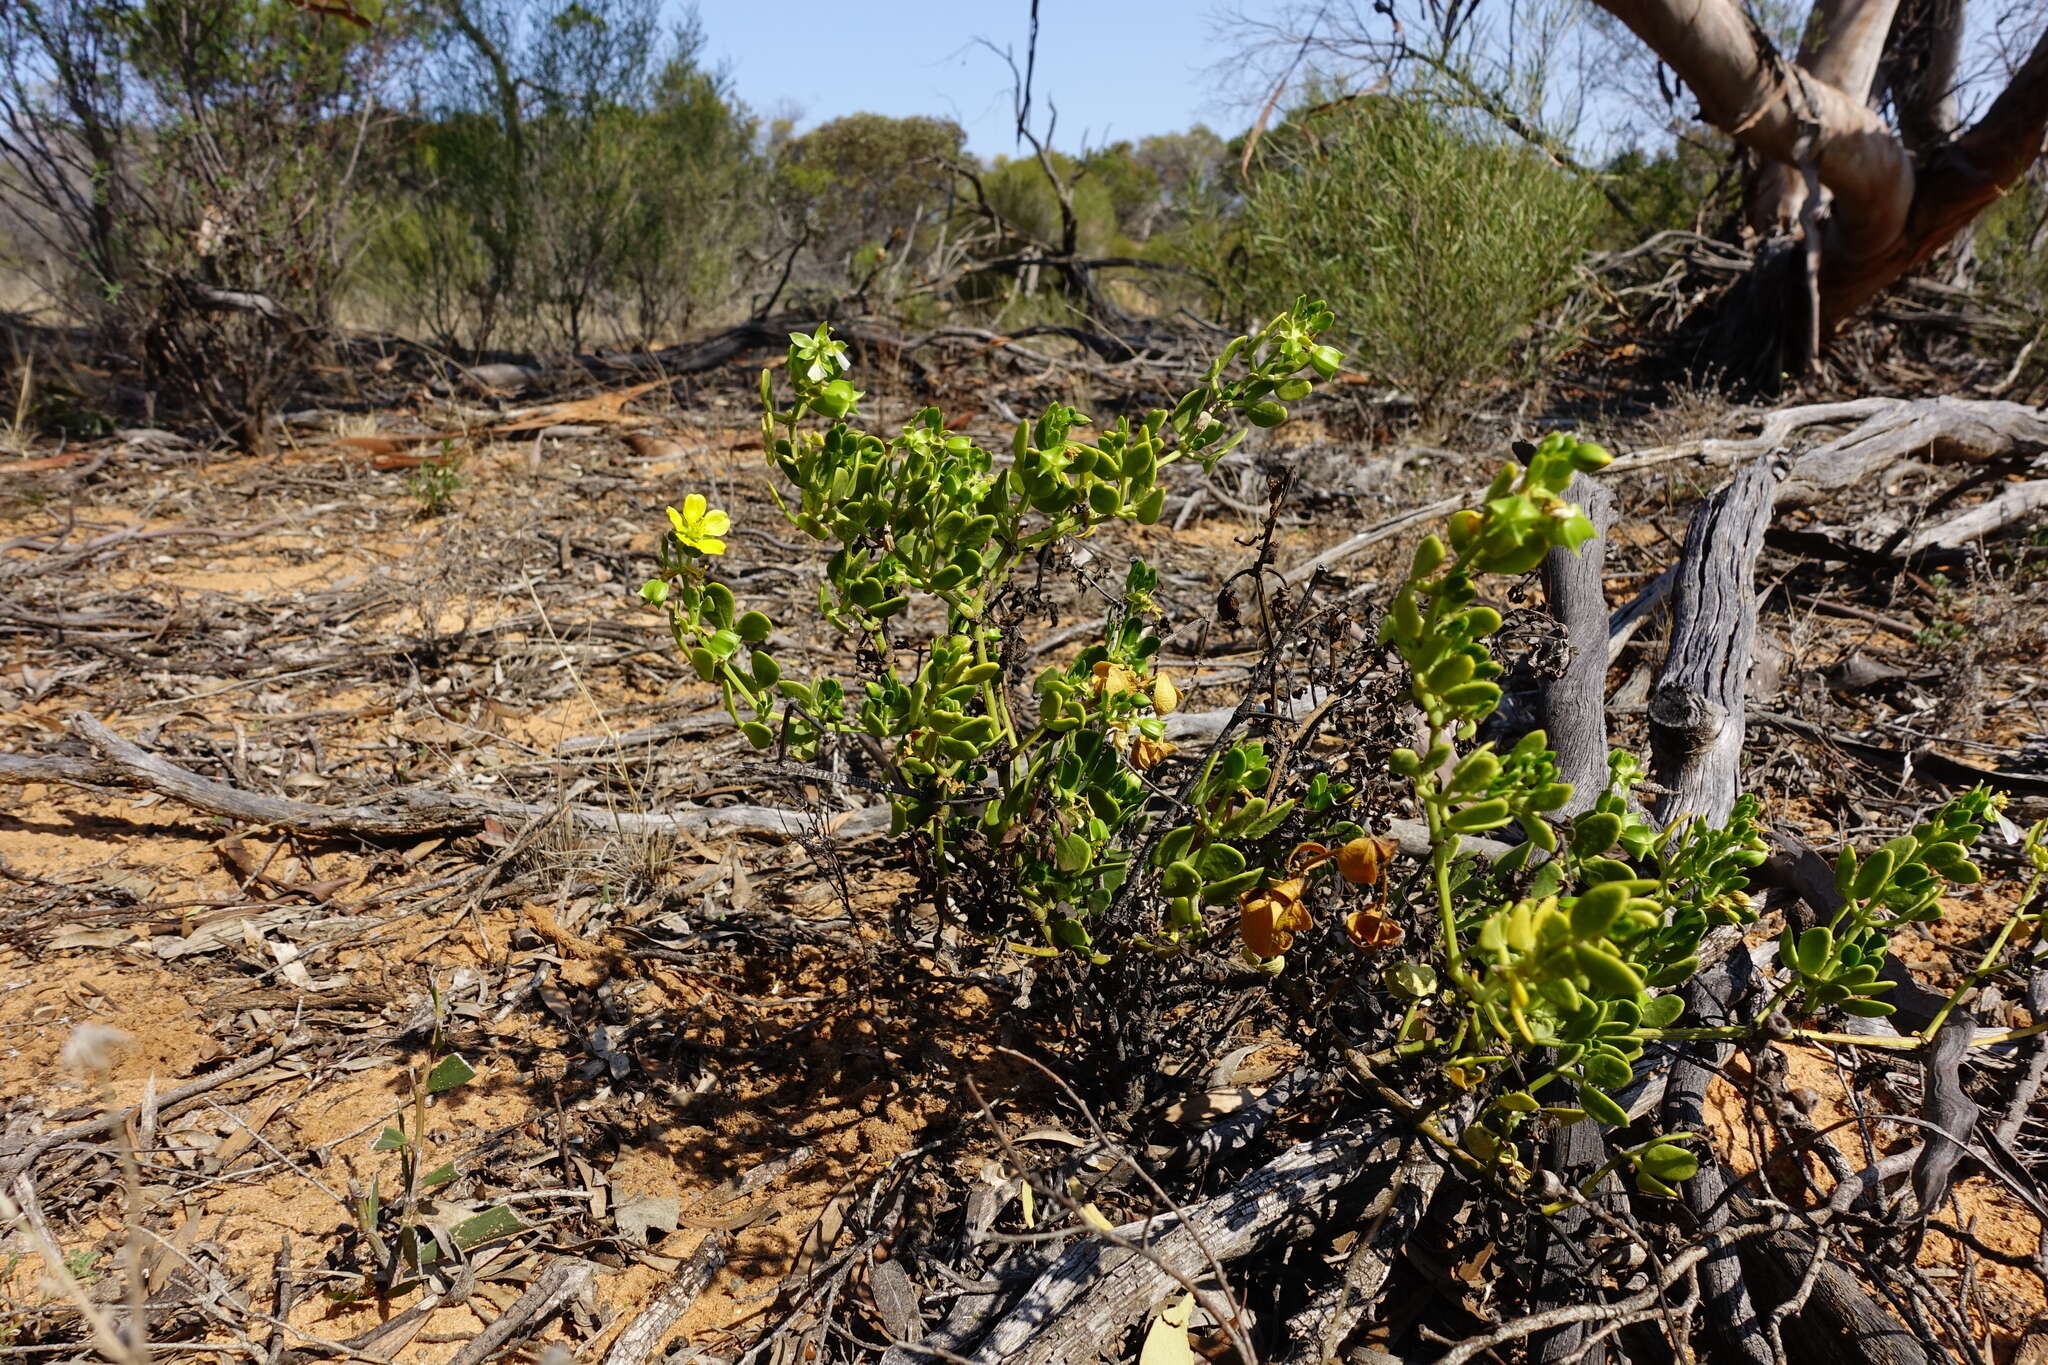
1151,673,1180,715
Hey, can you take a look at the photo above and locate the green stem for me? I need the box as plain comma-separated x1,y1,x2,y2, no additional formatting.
1920,864,2046,1040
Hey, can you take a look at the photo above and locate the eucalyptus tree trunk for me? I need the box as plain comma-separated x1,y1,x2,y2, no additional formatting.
1595,0,2048,351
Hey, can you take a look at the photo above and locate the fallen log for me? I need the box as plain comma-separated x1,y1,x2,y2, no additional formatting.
1753,711,2048,798
0,712,1504,860
1900,476,2048,553
1285,396,2048,586
1780,397,2048,507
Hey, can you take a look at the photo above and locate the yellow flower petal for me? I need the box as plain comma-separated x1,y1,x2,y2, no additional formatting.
697,536,725,556
702,509,731,536
682,492,707,521
666,505,688,536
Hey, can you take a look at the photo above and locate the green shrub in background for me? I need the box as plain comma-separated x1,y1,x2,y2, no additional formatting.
1237,96,1601,412
367,0,757,351
0,0,396,447
1975,166,2048,312
772,112,967,309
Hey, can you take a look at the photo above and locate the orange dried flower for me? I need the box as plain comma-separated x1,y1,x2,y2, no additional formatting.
1239,876,1311,957
1337,835,1397,887
1343,909,1403,953
1129,734,1178,771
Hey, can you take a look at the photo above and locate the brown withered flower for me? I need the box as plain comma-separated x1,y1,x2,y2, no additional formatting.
1337,834,1398,888
1128,733,1178,771
1344,909,1403,953
1239,876,1312,957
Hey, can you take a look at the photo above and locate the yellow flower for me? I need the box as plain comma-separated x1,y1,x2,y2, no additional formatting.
665,494,730,556
1090,661,1141,701
1150,673,1179,715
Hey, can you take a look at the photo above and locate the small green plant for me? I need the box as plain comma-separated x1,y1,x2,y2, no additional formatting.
403,442,464,516
646,308,2025,1202
344,1053,519,1295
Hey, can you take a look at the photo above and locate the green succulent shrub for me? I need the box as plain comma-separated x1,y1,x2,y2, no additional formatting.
644,305,2041,1199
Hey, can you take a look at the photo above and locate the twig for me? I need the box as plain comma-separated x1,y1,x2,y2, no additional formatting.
443,1259,595,1365
599,1234,727,1365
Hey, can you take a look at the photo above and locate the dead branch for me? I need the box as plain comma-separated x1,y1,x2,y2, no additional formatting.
1753,711,2048,798
1900,476,2048,553
1781,396,2048,506
1280,1135,1444,1364
444,1258,596,1365
1649,452,1784,826
0,714,890,842
599,1233,727,1365
954,1117,1418,1364
0,1037,309,1185
1539,474,1617,815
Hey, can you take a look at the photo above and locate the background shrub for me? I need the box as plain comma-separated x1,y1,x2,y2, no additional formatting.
0,0,397,446
1235,95,1602,411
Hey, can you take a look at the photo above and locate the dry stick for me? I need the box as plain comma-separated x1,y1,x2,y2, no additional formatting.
1644,455,1784,1365
1431,1219,1791,1365
958,1115,1417,1365
1901,477,2048,553
1280,398,1887,587
1280,1133,1443,1365
2,1175,140,1365
1643,454,1942,1365
0,715,889,842
4,710,1490,860
1541,474,1617,817
442,1258,596,1365
0,1039,305,1184
1663,949,1772,1365
1282,396,2048,589
599,1233,728,1365
1528,474,1619,1365
964,1051,1256,1365
1730,1192,1933,1365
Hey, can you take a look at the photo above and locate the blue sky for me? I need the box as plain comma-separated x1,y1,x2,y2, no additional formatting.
686,1,1233,156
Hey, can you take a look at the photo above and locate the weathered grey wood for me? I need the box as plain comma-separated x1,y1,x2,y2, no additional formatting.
1279,1136,1443,1364
1781,396,2048,506
1663,950,1772,1365
0,713,890,841
961,1117,1415,1365
1731,1194,1933,1365
2,712,1488,861
446,1258,597,1365
1539,475,1616,816
1902,476,2048,553
601,1234,727,1365
1649,453,1785,827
